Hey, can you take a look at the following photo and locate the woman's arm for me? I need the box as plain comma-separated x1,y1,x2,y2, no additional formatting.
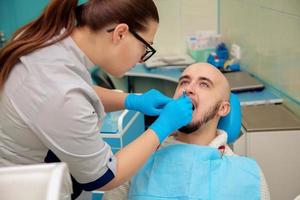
97,94,192,191
93,86,128,112
102,181,130,200
99,129,160,190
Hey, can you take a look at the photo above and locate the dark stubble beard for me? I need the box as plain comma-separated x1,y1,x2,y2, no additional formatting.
178,101,222,134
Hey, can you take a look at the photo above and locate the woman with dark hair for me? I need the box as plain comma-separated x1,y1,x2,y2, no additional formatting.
0,0,192,199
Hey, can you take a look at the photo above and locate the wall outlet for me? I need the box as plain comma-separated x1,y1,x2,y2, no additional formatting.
230,44,241,60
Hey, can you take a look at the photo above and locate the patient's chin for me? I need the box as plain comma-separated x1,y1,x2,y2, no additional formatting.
179,102,221,134
178,123,199,134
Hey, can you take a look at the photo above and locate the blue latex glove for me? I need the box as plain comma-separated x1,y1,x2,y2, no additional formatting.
125,89,172,116
149,95,193,143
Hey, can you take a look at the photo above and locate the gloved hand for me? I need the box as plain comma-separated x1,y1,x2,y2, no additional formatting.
149,95,193,143
125,89,172,116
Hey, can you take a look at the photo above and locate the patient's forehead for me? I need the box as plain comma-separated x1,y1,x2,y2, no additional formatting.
179,63,230,100
181,63,223,84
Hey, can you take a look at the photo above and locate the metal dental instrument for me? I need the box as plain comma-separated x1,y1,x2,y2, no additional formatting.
183,89,186,97
183,89,195,110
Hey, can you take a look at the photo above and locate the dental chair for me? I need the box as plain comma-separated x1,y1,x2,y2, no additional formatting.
217,93,242,144
0,163,73,200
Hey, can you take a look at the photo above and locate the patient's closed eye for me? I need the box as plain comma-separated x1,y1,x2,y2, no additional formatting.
179,80,189,86
199,81,209,88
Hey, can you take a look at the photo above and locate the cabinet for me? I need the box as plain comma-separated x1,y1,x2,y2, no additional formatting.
233,104,300,200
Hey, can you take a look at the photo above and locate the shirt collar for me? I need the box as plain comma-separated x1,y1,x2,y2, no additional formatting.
57,29,95,69
208,129,228,148
62,36,95,69
162,129,228,148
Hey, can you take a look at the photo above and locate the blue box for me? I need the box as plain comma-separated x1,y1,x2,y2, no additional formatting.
101,110,145,150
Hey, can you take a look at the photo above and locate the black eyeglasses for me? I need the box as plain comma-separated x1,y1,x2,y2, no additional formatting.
107,28,156,62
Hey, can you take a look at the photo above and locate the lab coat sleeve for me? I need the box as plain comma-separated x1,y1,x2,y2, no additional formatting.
25,86,117,190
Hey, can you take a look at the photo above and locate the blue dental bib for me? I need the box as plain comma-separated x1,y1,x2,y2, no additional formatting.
129,144,260,200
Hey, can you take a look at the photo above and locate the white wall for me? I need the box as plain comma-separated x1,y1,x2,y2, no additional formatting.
153,0,218,54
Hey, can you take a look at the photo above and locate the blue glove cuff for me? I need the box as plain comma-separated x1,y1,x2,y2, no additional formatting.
125,94,137,111
149,120,171,143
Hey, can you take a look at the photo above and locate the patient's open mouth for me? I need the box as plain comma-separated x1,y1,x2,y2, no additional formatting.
182,91,196,111
191,100,197,111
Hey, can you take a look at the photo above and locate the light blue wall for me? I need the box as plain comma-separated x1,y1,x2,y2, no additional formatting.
220,0,300,117
0,0,49,40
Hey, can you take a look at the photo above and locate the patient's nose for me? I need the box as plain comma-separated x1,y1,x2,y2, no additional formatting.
184,86,196,111
185,84,195,96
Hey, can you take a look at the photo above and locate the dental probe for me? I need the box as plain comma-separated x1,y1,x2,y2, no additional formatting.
182,89,195,110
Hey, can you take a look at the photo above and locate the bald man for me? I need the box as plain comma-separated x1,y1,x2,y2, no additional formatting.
103,63,270,200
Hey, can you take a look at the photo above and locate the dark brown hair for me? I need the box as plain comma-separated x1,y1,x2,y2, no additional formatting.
0,0,159,89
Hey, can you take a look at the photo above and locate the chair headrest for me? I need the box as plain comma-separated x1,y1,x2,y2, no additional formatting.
217,93,241,144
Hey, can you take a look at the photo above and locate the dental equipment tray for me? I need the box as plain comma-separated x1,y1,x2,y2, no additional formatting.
224,71,264,92
242,104,300,132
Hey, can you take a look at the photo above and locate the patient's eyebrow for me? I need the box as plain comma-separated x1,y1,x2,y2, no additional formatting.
178,75,191,82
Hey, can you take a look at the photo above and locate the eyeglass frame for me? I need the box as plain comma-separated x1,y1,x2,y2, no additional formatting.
106,28,156,62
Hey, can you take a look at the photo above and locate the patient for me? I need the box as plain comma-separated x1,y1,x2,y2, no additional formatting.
103,63,270,200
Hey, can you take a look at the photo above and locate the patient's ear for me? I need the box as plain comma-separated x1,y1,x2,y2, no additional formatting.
218,101,230,117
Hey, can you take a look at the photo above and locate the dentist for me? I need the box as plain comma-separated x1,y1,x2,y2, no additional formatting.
0,0,192,199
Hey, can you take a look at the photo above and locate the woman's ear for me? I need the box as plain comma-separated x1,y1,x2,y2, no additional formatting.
218,101,230,117
112,23,129,43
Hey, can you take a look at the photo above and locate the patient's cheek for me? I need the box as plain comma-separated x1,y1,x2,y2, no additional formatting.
173,94,180,99
192,111,200,122
173,89,182,99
